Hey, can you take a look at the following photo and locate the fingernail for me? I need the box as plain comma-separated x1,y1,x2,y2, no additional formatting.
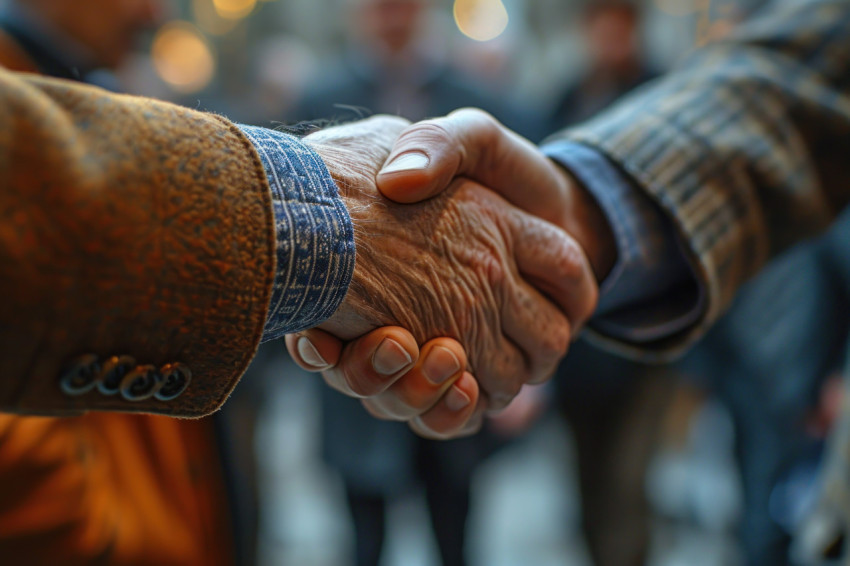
380,151,429,174
297,336,329,369
445,384,471,412
423,346,460,385
373,338,413,375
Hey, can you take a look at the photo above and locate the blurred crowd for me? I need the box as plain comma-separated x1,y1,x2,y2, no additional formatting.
2,0,848,565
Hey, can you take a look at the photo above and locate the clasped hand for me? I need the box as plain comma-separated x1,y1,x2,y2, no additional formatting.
285,110,612,439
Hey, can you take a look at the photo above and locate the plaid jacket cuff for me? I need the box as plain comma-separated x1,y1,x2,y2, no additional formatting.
543,141,705,344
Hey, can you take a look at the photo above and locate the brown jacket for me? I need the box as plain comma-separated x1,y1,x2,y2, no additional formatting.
0,32,275,564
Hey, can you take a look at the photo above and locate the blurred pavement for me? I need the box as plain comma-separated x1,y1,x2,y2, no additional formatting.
254,356,743,566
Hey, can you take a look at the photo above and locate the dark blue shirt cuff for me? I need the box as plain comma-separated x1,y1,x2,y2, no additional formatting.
239,125,355,341
542,141,705,343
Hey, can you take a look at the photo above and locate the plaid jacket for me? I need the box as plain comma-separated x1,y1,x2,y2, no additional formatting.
550,0,850,355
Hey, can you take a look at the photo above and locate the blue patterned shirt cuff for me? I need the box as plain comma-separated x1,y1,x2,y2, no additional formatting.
238,125,355,341
542,141,705,343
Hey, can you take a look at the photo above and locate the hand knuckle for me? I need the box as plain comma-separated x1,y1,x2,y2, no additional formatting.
345,371,381,397
542,318,571,357
555,239,585,281
402,120,453,146
478,253,505,288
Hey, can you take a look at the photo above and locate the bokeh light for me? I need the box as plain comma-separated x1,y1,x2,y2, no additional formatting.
212,0,257,20
453,0,509,42
151,22,216,93
192,0,238,35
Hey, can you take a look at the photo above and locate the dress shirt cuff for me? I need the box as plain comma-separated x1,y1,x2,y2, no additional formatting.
542,141,705,343
239,125,355,341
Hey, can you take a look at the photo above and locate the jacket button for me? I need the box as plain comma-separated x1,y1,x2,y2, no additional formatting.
97,355,136,395
155,363,192,401
119,365,164,401
59,354,101,396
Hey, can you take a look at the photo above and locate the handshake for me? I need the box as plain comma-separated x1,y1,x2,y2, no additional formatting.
285,110,617,439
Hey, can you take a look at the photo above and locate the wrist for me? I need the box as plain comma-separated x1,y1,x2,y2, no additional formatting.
554,164,617,283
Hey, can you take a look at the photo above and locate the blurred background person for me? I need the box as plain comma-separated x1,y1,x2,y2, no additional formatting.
0,0,161,87
678,211,850,566
552,344,673,566
292,0,542,140
249,35,319,123
318,388,505,566
548,0,657,127
795,324,850,566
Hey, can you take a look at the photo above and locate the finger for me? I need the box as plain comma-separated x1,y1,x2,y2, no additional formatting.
361,338,467,420
290,327,420,398
500,279,569,388
456,398,489,437
507,206,599,332
377,108,570,227
285,329,342,371
408,372,483,440
471,337,528,411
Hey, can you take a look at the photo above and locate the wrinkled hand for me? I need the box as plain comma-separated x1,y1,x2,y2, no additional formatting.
377,108,616,279
286,114,597,438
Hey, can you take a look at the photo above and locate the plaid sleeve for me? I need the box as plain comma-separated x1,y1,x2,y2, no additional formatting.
546,0,850,358
543,142,705,350
238,125,355,340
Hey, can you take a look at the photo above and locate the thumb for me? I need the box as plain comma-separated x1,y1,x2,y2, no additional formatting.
377,108,503,204
377,109,570,234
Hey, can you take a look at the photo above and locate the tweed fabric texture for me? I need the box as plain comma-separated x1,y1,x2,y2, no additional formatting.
0,70,276,416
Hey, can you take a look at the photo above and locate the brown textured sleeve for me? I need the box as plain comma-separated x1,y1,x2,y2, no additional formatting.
0,69,276,417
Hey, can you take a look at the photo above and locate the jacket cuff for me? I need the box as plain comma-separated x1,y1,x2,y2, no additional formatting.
543,140,705,354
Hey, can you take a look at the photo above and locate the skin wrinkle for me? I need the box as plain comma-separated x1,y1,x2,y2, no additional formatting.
431,225,475,348
465,191,539,381
435,255,485,378
349,180,539,402
513,212,583,326
307,116,576,407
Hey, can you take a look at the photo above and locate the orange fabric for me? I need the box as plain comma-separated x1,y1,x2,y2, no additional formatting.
0,36,235,565
0,414,233,566
0,59,274,418
0,31,37,73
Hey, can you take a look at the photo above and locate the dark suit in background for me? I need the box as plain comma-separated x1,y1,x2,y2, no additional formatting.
680,211,850,566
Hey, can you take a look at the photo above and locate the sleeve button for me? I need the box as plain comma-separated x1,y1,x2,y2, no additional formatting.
97,355,137,395
119,365,164,401
59,354,101,396
155,363,192,401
